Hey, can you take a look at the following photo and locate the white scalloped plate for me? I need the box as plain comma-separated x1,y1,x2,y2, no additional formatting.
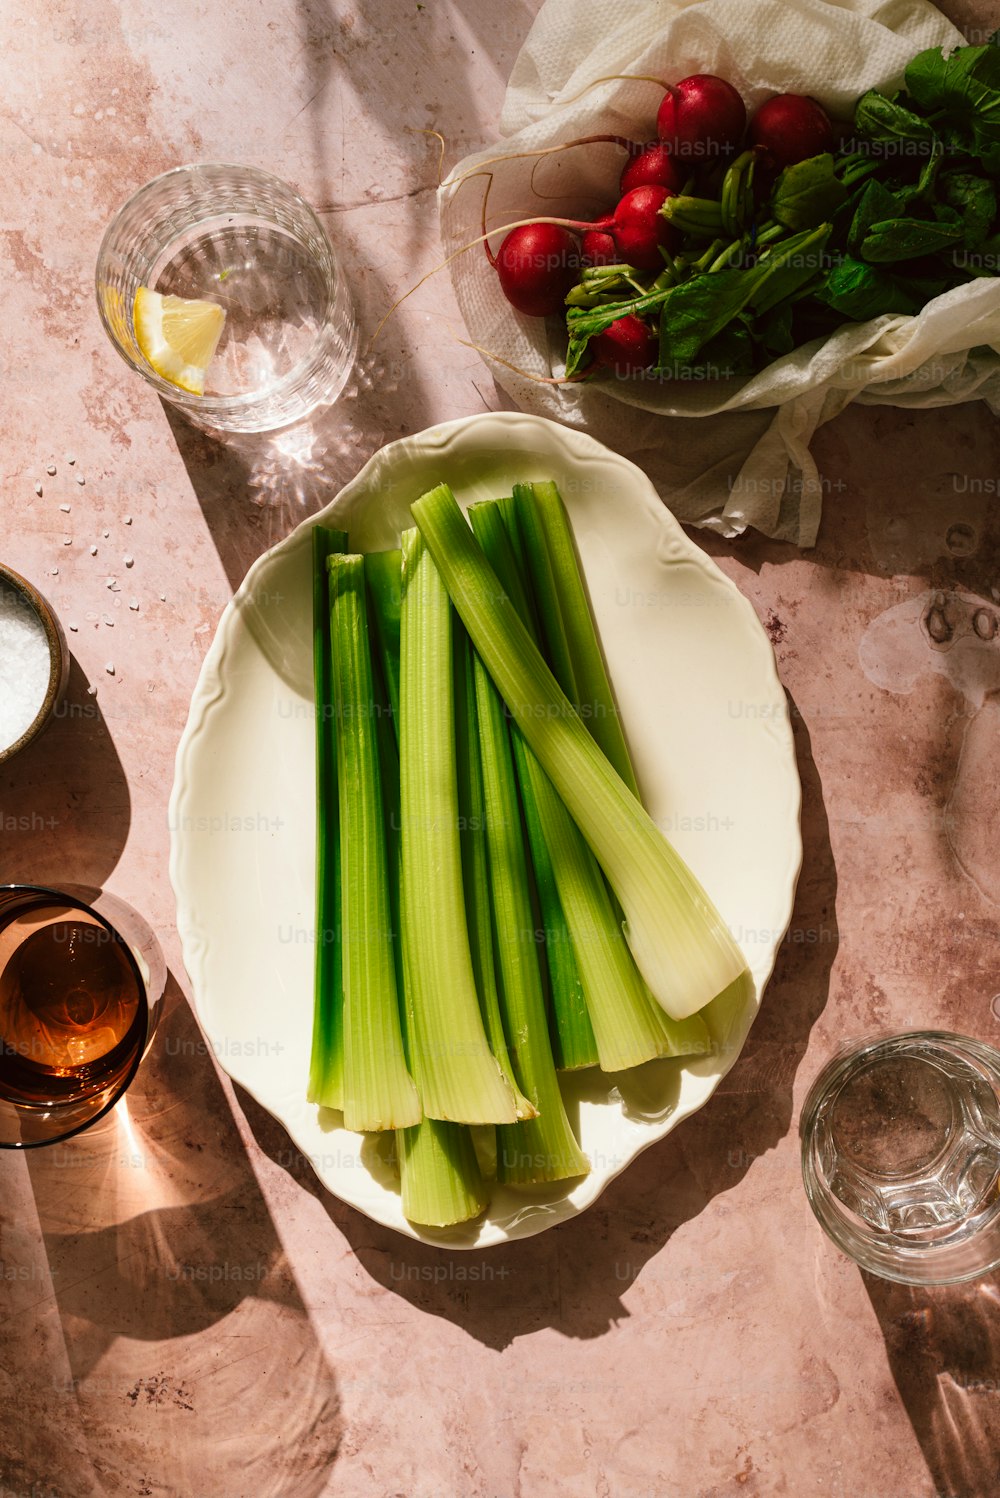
170,411,801,1246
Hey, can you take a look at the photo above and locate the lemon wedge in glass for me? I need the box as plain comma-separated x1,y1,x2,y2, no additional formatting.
133,287,226,396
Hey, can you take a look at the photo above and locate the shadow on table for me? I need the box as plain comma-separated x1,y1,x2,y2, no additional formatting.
863,1271,1000,1498
700,402,1000,599
162,341,408,594
17,975,340,1498
1,655,130,889
239,701,836,1350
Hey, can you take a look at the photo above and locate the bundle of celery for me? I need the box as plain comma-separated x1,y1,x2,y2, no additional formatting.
310,483,748,1228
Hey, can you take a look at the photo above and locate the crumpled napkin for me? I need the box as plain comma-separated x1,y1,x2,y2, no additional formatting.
439,0,1000,546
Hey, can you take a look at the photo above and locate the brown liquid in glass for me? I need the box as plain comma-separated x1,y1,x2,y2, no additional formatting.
0,903,142,1106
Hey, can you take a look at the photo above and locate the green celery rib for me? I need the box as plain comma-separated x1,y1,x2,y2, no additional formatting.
413,486,748,1025
308,524,348,1110
365,549,402,739
517,759,597,1070
521,484,712,1060
472,639,590,1183
398,527,518,1124
328,554,421,1132
455,621,536,1120
369,609,486,1227
469,502,667,1072
512,483,579,706
527,481,638,796
479,503,597,1071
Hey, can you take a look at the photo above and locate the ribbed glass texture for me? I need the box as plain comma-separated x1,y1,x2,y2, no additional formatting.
96,164,358,432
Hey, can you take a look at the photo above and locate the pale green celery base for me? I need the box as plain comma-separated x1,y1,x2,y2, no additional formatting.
330,553,420,1133
398,1117,489,1226
398,528,518,1125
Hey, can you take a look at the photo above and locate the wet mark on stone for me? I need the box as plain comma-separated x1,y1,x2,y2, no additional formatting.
946,521,978,558
859,590,1000,908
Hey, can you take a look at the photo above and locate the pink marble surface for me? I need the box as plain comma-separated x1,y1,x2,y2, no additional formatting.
4,2,1000,1495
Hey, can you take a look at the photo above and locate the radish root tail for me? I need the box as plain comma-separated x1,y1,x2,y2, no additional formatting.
406,126,448,186
442,135,638,194
454,336,589,385
561,73,666,106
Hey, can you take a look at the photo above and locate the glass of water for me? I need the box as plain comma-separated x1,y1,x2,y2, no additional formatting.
801,1031,1000,1285
96,163,358,433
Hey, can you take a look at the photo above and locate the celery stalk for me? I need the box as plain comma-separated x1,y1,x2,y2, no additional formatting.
511,483,579,706
365,549,402,738
472,640,590,1183
368,620,486,1227
412,486,749,1024
454,623,536,1121
519,484,712,1060
526,481,638,796
480,503,597,1070
328,554,421,1132
469,503,668,1071
399,528,519,1123
308,524,347,1110
517,758,597,1070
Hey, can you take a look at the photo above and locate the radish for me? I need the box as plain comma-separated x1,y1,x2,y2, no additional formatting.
495,223,581,316
581,229,618,266
657,74,747,161
589,315,658,374
620,142,683,195
749,94,834,168
492,186,678,311
603,185,678,271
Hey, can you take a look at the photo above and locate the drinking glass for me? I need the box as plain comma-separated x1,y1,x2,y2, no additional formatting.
0,884,166,1147
801,1031,1000,1285
96,163,358,433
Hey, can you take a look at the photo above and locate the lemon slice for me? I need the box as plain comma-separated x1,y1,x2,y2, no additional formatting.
133,287,226,395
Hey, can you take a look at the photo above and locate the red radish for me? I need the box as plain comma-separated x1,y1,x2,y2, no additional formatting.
749,94,834,167
657,74,747,161
620,142,683,195
495,223,581,316
604,185,678,270
492,186,677,311
589,315,658,375
582,229,618,266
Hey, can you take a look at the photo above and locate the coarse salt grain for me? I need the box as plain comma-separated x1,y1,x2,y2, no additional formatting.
46,464,56,476
59,504,71,513
0,584,51,749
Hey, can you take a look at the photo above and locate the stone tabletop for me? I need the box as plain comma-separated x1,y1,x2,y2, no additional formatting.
4,2,1000,1495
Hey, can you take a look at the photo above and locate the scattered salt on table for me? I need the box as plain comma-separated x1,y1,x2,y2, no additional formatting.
0,584,50,748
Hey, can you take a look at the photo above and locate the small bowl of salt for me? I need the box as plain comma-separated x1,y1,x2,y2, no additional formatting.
0,564,69,764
